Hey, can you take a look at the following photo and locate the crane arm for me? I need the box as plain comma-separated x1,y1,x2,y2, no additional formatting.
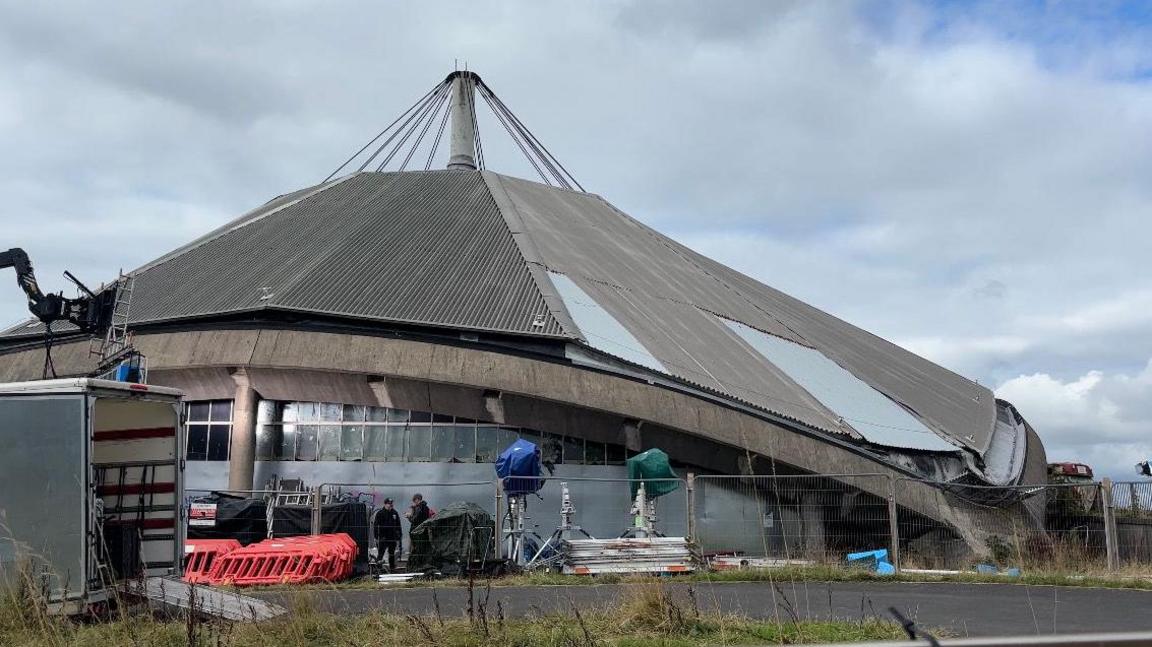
1,247,115,334
0,247,46,306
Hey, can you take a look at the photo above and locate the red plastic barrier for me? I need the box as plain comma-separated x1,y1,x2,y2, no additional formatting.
183,539,242,584
202,534,357,586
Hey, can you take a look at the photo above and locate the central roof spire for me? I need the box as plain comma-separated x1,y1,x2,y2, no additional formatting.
325,70,583,191
446,70,481,171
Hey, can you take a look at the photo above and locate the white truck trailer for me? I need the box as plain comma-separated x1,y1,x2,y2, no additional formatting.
0,378,183,613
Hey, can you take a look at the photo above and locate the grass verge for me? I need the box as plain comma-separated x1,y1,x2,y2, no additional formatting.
0,581,906,647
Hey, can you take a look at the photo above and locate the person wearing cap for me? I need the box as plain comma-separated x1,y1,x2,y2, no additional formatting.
373,497,403,571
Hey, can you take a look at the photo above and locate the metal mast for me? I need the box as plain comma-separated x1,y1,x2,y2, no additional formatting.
325,69,580,189
446,71,480,171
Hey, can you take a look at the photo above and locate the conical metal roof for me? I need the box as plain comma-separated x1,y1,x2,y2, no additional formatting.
0,167,1009,460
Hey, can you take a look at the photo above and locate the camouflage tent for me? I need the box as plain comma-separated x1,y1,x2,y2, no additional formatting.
407,502,496,575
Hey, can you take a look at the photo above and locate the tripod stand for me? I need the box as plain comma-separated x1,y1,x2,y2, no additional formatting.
503,492,547,567
525,482,593,570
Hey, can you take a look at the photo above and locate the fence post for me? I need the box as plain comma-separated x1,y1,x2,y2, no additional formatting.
311,485,323,536
886,475,901,573
686,473,696,544
1102,478,1118,572
493,479,504,560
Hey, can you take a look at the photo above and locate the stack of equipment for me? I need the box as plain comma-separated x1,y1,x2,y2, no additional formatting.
561,537,695,575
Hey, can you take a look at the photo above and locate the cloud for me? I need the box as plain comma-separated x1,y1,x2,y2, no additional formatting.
996,360,1152,479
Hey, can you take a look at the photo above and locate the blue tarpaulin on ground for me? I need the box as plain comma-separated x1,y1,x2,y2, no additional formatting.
496,439,542,495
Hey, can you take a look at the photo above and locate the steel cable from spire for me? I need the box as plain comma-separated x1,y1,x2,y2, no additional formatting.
324,81,444,182
376,81,452,171
482,84,561,186
359,81,450,173
424,90,454,171
491,89,582,190
482,83,583,191
493,92,569,189
481,85,567,188
477,86,551,185
490,89,571,189
400,84,451,171
377,81,451,171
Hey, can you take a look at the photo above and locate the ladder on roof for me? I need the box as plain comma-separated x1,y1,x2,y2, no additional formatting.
90,273,146,381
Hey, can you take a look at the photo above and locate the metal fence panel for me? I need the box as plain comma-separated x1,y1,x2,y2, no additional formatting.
1112,481,1152,566
895,480,1109,573
318,480,496,567
524,476,688,536
178,473,1152,577
694,474,893,564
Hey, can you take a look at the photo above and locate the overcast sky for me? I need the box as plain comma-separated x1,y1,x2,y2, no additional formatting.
1,1,1149,479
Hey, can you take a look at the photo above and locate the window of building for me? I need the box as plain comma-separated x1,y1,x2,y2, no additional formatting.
341,405,365,460
606,442,627,465
431,426,454,462
317,425,341,460
407,426,431,461
385,426,406,462
540,432,563,465
281,424,297,460
476,425,500,463
185,400,233,461
562,435,584,465
250,399,634,467
454,422,476,462
256,401,281,459
364,425,387,460
296,425,318,461
585,441,606,466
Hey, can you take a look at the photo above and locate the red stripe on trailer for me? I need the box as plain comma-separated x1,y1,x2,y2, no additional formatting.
97,482,175,496
93,427,176,441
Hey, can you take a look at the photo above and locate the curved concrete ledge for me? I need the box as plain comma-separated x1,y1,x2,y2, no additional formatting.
0,327,1039,553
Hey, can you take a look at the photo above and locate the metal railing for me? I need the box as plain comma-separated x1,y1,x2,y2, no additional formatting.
181,475,1152,576
693,474,893,566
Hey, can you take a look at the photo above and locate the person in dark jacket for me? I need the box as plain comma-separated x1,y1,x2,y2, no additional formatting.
373,498,402,571
405,493,432,554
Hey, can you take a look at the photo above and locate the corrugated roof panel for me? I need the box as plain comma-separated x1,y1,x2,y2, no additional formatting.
724,319,958,451
119,171,567,337
547,271,667,374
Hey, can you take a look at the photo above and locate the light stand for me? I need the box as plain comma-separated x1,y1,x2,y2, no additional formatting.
526,482,593,569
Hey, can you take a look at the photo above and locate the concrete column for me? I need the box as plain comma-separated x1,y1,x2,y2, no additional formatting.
447,72,478,171
227,368,258,491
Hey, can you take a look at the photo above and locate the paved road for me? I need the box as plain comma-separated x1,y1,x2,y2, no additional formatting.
254,581,1152,637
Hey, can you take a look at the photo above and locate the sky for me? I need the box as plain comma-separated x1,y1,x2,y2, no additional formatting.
0,1,1149,479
